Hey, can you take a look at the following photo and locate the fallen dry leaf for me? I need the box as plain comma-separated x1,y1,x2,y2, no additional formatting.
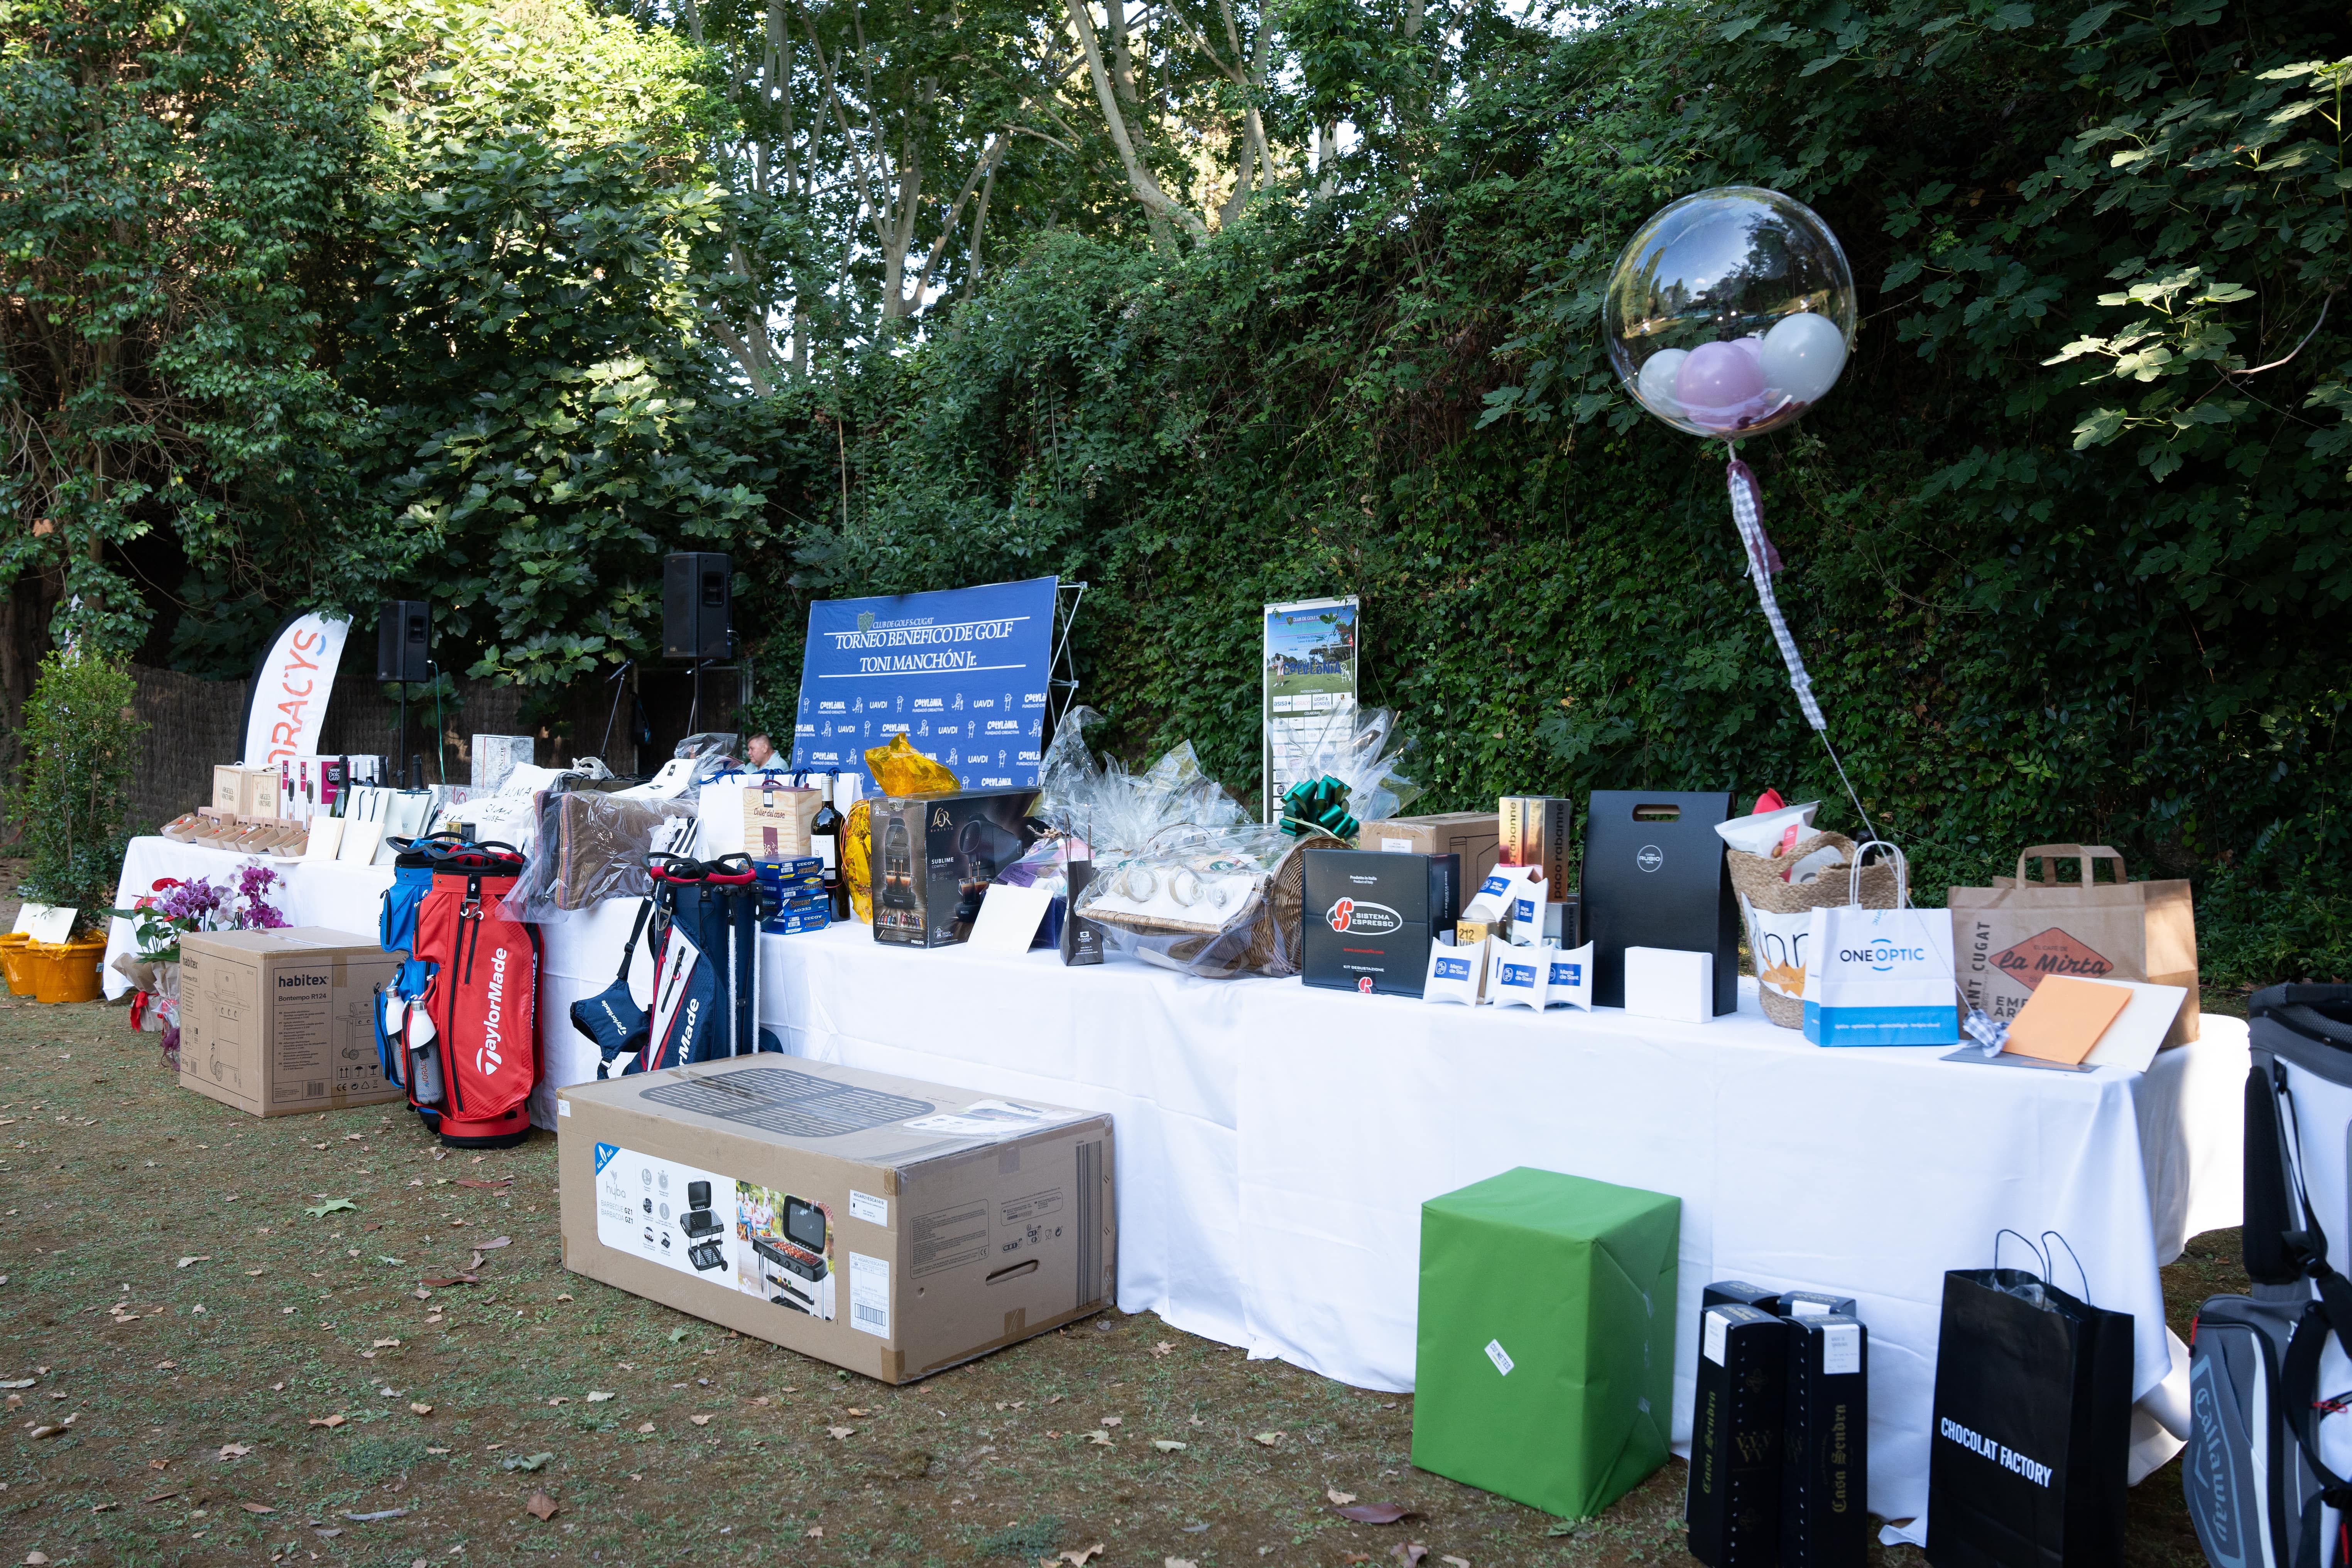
1056,1547,1105,1566
1343,1556,1372,1565
308,1414,346,1429
1392,1544,1429,1567
477,1236,512,1250
176,1255,210,1269
690,1414,712,1427
1442,1557,1471,1568
241,1502,275,1514
142,1488,182,1504
372,1338,400,1349
218,1443,251,1460
587,1391,615,1403
1152,1341,1174,1357
1341,1504,1419,1525
409,1403,433,1416
1085,1429,1115,1447
1329,1488,1358,1506
845,1406,868,1417
1151,1439,1188,1452
1254,1431,1282,1446
28,1425,61,1440
828,1426,855,1440
546,1398,570,1407
26,1552,50,1565
420,1274,480,1288
526,1490,558,1521
636,1422,656,1434
804,1525,825,1539
1167,1560,1200,1568
1100,1415,1122,1427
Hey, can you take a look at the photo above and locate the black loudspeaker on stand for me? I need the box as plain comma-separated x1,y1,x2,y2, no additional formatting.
378,600,431,682
378,601,432,787
664,553,732,661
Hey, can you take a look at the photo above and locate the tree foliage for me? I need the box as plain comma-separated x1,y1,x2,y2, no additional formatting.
764,0,2352,984
7,647,145,931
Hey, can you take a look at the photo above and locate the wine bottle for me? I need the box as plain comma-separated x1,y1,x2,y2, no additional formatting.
813,770,847,919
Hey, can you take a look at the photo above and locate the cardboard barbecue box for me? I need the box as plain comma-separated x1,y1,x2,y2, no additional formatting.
558,1058,1116,1382
177,927,404,1116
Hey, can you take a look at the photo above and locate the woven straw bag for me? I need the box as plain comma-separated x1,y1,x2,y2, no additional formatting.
1725,831,1900,1028
1244,830,1341,975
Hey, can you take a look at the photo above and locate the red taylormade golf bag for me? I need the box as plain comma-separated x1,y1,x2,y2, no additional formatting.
379,838,542,1147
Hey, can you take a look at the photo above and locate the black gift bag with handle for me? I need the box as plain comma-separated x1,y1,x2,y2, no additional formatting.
1926,1230,2134,1568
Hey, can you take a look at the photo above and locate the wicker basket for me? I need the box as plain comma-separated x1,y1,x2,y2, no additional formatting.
1244,830,1341,976
1725,832,1900,1028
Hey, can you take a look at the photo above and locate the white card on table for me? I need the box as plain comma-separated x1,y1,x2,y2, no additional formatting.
2077,978,2191,1073
968,883,1053,956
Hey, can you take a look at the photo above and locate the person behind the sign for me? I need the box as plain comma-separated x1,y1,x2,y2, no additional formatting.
742,732,787,773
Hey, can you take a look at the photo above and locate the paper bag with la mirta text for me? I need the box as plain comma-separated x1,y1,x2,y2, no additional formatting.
1947,845,2197,1048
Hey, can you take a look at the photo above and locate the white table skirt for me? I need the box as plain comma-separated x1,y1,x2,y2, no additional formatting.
108,837,2246,1528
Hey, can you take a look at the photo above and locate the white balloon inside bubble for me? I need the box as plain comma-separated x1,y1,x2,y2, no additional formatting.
1760,311,1846,407
1603,186,1858,439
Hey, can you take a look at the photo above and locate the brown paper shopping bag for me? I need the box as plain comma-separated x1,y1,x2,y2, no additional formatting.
1947,844,2198,1046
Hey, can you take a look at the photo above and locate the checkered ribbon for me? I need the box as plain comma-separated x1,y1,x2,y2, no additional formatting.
1726,457,1825,732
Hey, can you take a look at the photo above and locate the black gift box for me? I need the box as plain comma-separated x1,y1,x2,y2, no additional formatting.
1300,849,1462,997
1688,1302,1787,1568
1703,1279,1784,1316
1583,790,1738,1014
869,789,1040,948
1782,1313,1869,1568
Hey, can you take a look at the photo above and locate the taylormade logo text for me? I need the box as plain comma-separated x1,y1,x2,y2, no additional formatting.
477,946,510,1076
1939,1416,2052,1487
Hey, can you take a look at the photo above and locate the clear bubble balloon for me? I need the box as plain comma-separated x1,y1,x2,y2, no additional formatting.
1605,186,1857,440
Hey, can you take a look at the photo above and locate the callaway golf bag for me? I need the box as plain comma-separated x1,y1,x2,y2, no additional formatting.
600,852,781,1076
377,836,542,1147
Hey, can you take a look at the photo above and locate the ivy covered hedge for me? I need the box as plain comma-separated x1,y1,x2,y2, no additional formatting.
745,0,2352,985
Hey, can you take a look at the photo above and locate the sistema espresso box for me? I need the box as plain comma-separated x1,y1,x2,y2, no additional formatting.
558,1057,1115,1382
1301,848,1462,997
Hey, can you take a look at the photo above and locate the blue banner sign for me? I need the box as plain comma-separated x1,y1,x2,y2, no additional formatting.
790,576,1057,795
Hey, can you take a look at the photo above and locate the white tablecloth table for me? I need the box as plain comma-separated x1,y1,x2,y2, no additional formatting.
106,835,2246,1529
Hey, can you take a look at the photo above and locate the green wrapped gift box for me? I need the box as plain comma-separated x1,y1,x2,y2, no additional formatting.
1410,1166,1680,1519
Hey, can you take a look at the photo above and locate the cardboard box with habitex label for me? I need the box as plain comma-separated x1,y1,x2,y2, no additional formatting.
178,928,404,1116
1362,812,1503,885
557,1059,1115,1382
213,764,282,818
1498,796,1573,891
1301,848,1462,996
869,789,1040,948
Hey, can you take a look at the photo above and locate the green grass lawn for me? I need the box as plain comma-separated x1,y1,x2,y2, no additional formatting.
0,994,2234,1567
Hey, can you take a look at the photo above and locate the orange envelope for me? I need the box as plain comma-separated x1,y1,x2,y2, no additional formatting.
2004,974,2133,1065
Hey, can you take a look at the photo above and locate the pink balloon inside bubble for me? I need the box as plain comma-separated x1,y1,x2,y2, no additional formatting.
1675,340,1766,432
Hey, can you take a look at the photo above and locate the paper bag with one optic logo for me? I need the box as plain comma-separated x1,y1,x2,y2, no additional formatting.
1800,904,1958,1047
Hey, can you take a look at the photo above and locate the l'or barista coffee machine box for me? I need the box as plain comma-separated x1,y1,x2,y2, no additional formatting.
1301,848,1462,997
559,1058,1115,1382
869,789,1040,948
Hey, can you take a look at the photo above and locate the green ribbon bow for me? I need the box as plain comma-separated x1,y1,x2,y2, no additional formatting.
1279,775,1356,840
